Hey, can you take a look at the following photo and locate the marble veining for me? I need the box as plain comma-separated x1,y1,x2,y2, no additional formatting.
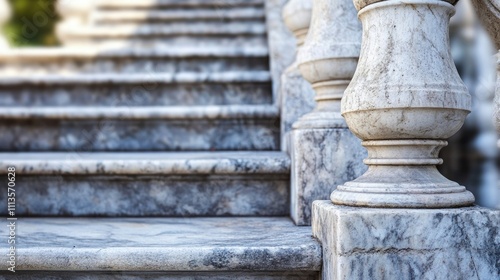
313,200,500,280
0,174,289,216
0,151,290,175
0,118,279,151
290,128,366,225
0,217,322,272
0,82,272,107
265,0,296,104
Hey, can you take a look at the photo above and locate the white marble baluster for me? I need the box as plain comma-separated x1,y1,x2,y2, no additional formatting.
56,0,95,46
289,0,366,225
280,0,315,152
330,0,475,208
0,0,11,48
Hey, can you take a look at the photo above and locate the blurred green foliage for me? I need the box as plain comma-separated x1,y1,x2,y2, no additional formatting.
4,0,59,46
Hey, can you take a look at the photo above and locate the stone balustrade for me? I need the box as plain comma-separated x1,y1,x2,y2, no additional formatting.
311,0,499,278
280,0,315,152
0,0,11,48
288,0,366,225
330,0,475,208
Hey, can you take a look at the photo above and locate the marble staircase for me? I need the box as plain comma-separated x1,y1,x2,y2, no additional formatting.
0,0,321,278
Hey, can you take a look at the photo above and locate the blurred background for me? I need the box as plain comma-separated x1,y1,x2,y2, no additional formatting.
3,0,59,47
1,0,499,208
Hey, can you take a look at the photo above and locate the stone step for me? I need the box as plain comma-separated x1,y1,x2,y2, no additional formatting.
62,22,266,37
0,72,272,106
0,152,289,216
0,217,320,278
59,23,267,47
0,105,280,151
95,0,265,9
91,7,265,24
0,47,270,74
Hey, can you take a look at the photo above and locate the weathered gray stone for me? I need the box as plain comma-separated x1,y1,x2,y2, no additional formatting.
288,0,365,225
0,71,272,107
290,128,366,225
95,0,266,8
265,0,296,105
280,64,315,151
334,0,475,208
0,152,289,216
0,217,321,272
312,200,500,280
60,22,268,48
0,271,320,280
279,0,315,151
0,47,270,74
0,106,279,151
91,7,265,24
471,0,500,49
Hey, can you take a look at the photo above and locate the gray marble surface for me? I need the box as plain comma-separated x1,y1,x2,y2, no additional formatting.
65,22,267,37
0,71,271,85
0,151,290,175
0,217,321,272
0,57,269,74
0,174,289,217
0,271,320,279
265,0,296,105
313,200,500,280
93,7,265,23
290,128,366,225
0,118,279,151
95,0,266,8
280,63,315,151
0,82,272,107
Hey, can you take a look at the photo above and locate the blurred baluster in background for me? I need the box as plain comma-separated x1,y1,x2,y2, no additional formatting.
441,0,499,208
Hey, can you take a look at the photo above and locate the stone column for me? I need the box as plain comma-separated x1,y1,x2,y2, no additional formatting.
56,0,95,46
280,0,315,152
312,1,500,279
0,0,11,48
289,0,366,225
330,0,475,208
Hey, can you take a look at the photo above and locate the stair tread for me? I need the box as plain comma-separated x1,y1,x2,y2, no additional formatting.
0,46,269,60
92,7,265,22
0,71,271,85
1,217,321,271
96,0,265,8
0,151,289,175
63,23,266,37
0,104,278,119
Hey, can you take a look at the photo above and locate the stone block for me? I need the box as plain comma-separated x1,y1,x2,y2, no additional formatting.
290,128,366,225
312,200,500,280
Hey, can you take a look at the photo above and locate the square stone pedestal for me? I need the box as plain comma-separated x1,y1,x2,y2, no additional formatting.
280,65,315,152
312,200,500,280
290,128,366,225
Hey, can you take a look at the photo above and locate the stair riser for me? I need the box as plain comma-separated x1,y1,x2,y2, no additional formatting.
0,272,319,279
95,18,265,24
0,83,272,106
62,36,267,48
0,119,280,151
0,57,269,74
0,175,288,217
